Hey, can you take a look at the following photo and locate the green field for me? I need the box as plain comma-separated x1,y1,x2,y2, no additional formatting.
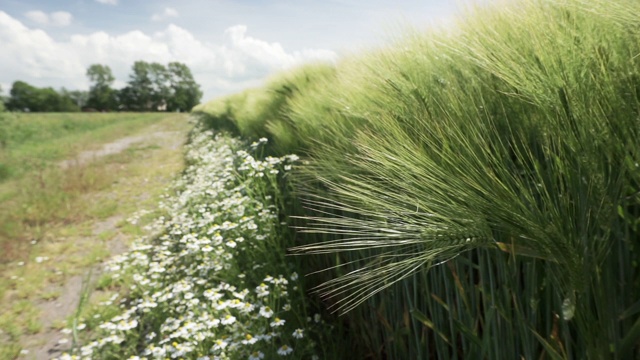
0,112,187,263
0,112,175,181
193,0,640,358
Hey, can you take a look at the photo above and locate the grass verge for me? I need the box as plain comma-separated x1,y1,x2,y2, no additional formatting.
0,113,189,359
52,126,343,359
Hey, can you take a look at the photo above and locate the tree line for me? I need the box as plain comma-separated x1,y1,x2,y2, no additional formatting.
0,61,202,113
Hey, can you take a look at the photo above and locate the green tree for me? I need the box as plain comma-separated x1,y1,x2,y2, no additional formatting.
7,81,38,111
125,61,153,111
86,64,116,111
62,89,89,109
116,85,137,111
124,61,170,111
0,89,5,113
49,88,80,112
149,62,170,110
6,81,79,112
167,62,202,112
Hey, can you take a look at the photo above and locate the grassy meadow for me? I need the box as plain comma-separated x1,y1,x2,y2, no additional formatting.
0,112,178,261
0,112,173,181
0,112,190,359
192,0,640,358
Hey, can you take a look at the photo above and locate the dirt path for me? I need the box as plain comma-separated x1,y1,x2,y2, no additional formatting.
7,116,190,359
58,128,183,169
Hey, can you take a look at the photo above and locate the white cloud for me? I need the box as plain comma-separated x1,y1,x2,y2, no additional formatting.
151,8,179,22
0,11,337,101
25,10,72,27
96,0,118,5
50,12,72,26
222,25,338,77
24,11,48,25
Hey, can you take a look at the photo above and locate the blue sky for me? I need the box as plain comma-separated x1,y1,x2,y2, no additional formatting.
0,0,463,102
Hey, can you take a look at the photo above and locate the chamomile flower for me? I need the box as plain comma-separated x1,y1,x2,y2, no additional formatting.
277,345,293,356
270,317,285,327
241,334,258,345
213,339,228,351
259,306,274,318
221,314,236,325
71,127,325,359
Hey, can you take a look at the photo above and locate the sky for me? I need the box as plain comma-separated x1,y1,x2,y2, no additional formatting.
0,0,463,103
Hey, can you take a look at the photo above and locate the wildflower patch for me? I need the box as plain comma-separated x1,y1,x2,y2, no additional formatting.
55,126,329,359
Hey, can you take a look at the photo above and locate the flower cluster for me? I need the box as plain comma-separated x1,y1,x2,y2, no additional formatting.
55,126,328,359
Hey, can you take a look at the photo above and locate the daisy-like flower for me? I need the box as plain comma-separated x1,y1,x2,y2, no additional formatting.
221,314,236,325
213,339,228,351
270,317,285,327
277,345,293,356
256,283,269,298
241,334,258,345
240,302,255,314
73,130,324,359
259,306,273,318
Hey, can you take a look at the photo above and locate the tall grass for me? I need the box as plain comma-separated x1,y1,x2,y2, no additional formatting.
196,0,640,358
194,63,336,155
